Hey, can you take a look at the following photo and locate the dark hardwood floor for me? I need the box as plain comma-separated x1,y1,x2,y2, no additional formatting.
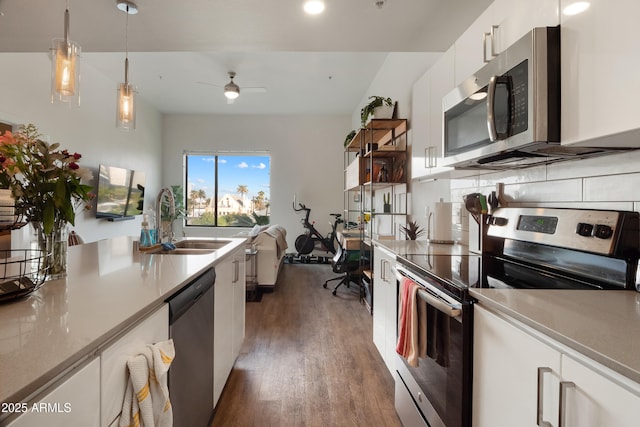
211,262,402,427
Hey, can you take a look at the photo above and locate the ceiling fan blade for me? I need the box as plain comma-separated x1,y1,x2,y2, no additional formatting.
242,87,267,93
196,81,221,87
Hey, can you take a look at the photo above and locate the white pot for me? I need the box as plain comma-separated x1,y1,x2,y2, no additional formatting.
372,105,394,120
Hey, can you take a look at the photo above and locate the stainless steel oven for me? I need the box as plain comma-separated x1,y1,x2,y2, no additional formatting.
393,207,639,427
394,255,479,427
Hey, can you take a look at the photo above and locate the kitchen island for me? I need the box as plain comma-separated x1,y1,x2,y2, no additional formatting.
0,235,245,425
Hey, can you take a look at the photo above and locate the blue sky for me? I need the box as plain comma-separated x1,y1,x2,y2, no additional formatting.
186,154,270,200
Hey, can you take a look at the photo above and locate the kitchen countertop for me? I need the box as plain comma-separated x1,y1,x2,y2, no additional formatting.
0,236,245,405
470,288,640,385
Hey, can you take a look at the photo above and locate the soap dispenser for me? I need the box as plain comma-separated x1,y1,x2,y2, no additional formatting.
140,214,153,248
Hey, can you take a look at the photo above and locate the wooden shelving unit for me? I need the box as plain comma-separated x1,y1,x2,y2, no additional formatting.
343,118,408,313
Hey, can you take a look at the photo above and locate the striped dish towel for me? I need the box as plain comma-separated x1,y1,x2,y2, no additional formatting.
120,339,175,427
396,277,420,367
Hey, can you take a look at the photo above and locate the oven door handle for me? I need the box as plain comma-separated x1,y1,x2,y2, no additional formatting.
416,288,462,318
395,265,463,318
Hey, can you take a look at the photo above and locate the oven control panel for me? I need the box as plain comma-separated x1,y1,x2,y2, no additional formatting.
487,207,639,255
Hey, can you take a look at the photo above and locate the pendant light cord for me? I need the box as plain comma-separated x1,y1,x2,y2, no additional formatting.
124,5,129,85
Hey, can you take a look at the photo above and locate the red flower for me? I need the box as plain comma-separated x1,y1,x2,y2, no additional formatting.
73,152,81,160
69,162,80,170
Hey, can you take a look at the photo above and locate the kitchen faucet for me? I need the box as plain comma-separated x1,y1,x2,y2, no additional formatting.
156,188,176,243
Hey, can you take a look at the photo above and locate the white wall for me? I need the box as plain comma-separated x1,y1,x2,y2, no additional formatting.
161,114,350,250
351,53,441,130
0,53,163,243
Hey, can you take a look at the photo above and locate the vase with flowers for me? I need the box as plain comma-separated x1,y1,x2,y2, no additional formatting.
0,124,93,279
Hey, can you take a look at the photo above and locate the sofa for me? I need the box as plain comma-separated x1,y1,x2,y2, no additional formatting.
241,224,288,289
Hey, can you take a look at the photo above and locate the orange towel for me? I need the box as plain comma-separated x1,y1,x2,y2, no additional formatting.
396,277,420,367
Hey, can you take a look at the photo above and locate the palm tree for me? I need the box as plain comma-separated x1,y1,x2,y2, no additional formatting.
197,189,206,210
237,185,248,213
189,190,200,216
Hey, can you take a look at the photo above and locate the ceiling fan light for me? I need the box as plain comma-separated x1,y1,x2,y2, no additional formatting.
224,79,240,100
304,0,325,14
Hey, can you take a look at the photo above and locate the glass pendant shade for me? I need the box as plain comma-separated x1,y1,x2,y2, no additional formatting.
117,80,136,131
50,10,80,105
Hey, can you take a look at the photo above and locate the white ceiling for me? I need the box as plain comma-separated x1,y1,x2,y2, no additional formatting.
0,0,491,115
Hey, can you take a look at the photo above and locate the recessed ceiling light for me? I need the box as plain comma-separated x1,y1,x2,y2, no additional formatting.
304,0,325,15
563,1,590,16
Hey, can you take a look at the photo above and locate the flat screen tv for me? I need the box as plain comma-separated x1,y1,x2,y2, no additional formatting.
96,164,146,220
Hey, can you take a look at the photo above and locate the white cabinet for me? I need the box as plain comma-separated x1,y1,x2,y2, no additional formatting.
411,46,455,180
474,305,640,427
473,305,560,427
559,354,640,427
214,245,246,407
100,304,169,427
560,0,640,147
491,0,559,53
454,0,559,86
372,244,397,374
7,358,100,427
454,3,496,86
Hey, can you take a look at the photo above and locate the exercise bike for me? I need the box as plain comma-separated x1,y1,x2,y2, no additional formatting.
293,201,343,255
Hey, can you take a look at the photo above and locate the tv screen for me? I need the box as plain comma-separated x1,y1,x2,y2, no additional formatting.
96,165,146,219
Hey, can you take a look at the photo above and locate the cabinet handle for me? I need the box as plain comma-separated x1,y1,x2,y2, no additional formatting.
233,259,240,283
483,32,491,63
483,25,500,63
490,25,499,57
426,146,437,168
380,259,388,282
537,367,552,427
558,381,575,427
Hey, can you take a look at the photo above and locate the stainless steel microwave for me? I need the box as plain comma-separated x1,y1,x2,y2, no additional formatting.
441,26,568,169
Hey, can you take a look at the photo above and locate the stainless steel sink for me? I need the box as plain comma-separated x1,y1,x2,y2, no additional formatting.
148,239,233,255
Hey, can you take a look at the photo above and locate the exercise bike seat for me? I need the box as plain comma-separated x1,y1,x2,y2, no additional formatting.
330,213,342,218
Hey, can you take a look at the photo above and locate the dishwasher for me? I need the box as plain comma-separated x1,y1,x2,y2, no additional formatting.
167,268,215,427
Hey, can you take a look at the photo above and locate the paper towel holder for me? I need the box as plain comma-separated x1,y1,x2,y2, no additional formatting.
426,210,455,245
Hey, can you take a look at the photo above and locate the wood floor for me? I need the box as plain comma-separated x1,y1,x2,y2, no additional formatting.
211,262,403,427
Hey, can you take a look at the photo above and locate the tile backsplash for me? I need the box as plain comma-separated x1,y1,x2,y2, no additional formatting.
447,149,640,245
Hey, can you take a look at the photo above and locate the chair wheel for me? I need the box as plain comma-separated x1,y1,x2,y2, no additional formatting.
323,282,328,288
332,290,337,296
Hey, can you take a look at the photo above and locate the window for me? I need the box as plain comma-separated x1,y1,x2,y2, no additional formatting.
184,153,270,227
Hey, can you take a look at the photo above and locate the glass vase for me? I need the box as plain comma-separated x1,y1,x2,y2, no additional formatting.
32,221,68,280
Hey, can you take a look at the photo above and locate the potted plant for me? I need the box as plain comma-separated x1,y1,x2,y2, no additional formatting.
400,220,425,240
360,96,394,127
383,192,391,213
344,130,356,148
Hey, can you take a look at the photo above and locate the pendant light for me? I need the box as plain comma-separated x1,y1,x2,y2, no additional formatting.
50,0,81,106
116,1,138,131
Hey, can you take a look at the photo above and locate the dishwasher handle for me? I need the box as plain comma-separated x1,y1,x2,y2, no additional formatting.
167,268,215,324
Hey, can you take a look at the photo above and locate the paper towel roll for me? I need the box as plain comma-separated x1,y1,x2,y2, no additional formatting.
431,202,453,243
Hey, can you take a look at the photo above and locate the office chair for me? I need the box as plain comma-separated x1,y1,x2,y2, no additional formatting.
323,237,361,296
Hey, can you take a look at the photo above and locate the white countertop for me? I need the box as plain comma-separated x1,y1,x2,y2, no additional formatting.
469,288,640,384
0,236,245,405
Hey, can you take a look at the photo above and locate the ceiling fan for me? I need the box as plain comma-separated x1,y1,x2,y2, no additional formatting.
198,71,267,104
